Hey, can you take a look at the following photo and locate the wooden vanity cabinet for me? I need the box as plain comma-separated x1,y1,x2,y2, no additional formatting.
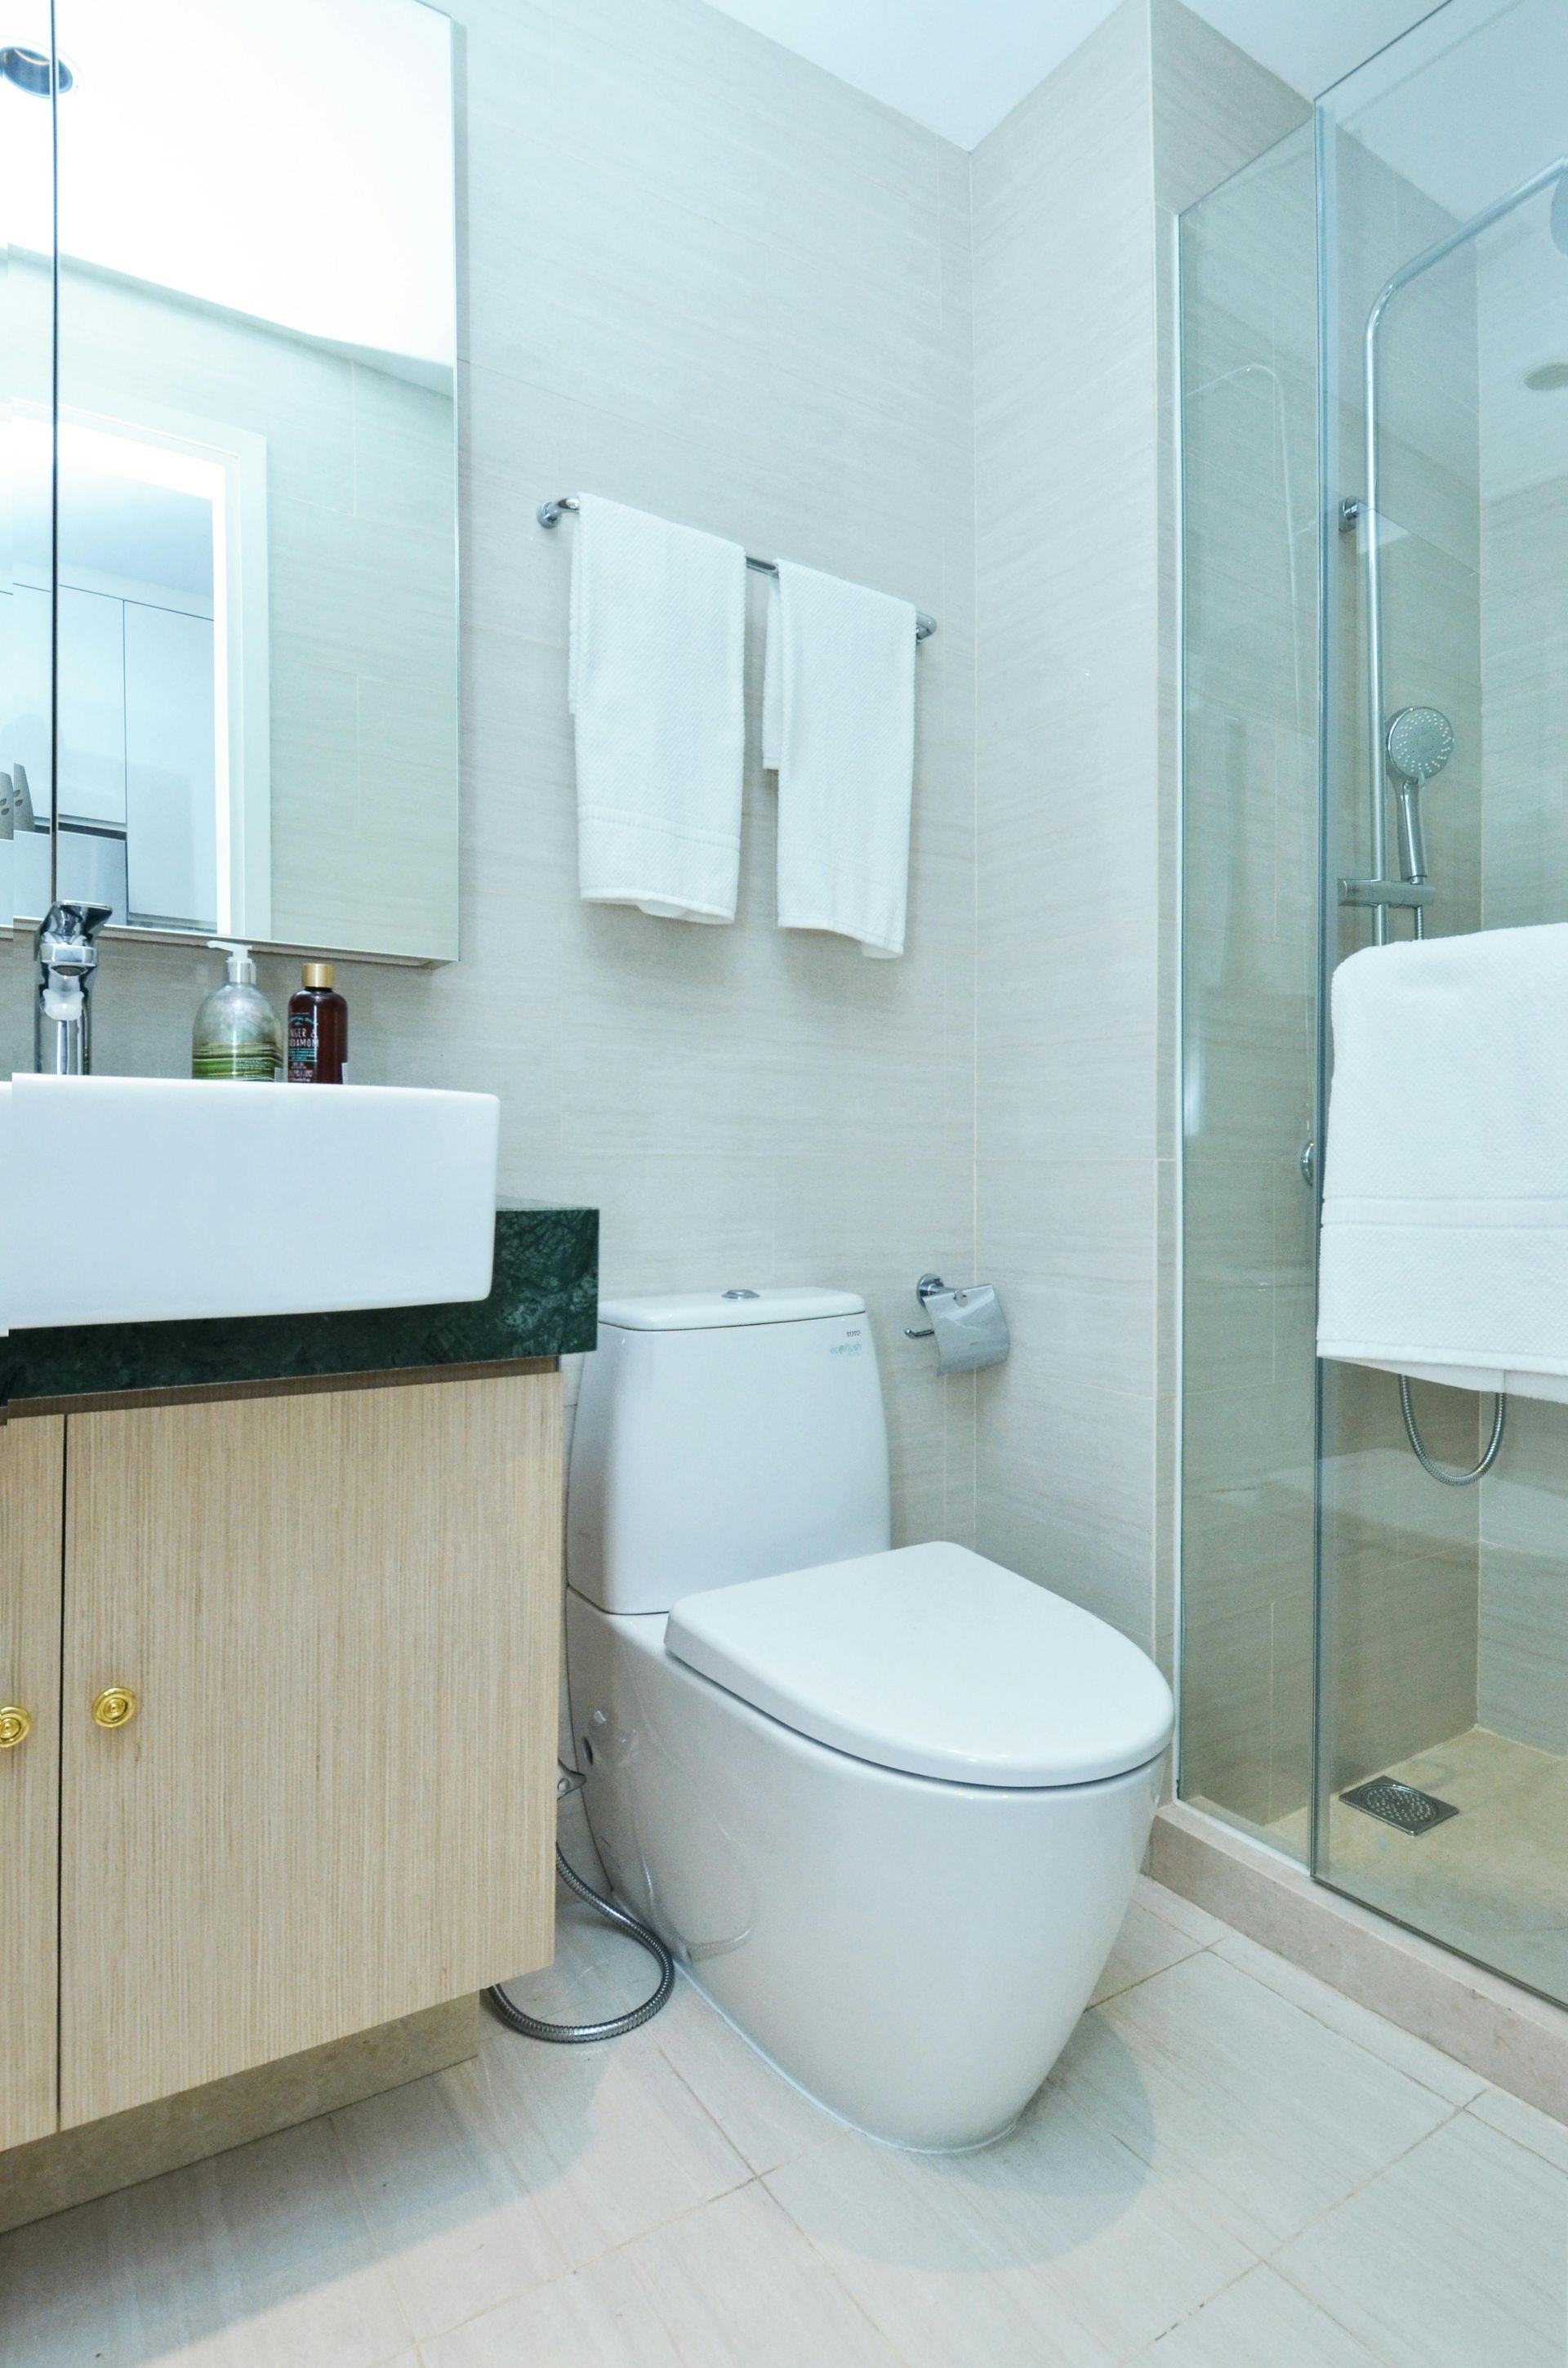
0,1419,65,2152
4,1367,559,2143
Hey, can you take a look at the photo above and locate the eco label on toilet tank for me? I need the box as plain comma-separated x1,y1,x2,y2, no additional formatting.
830,1334,862,1356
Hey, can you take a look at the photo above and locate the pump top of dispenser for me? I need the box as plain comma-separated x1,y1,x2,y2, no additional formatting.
208,939,259,984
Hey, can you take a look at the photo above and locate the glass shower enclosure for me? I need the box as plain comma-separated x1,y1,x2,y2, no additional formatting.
1180,0,1568,2005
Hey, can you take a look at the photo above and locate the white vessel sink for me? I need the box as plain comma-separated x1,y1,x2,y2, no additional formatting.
1,1076,501,1331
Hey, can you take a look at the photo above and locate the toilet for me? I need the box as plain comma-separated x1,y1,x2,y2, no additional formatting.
564,1287,1174,2152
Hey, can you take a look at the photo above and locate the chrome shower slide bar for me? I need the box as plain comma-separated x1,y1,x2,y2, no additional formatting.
537,495,938,640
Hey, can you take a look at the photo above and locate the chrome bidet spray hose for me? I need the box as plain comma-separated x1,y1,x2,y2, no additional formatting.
485,1770,675,2045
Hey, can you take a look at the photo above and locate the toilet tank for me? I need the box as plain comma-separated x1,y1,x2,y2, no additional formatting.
567,1288,892,1614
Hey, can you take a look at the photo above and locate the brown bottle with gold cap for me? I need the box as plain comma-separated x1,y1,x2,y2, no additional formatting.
287,961,348,1084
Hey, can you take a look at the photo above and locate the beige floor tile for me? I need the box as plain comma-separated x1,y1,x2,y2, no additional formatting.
9,1855,1554,2368
764,2081,1253,2368
1386,1727,1559,1813
1091,1884,1218,2006
1280,1724,1562,1877
1273,1728,1568,2008
1057,1949,1457,2254
334,2054,568,2341
652,1978,843,2174
1276,2111,1568,2368
0,2116,412,2368
1465,2081,1568,2175
1124,2263,1385,2366
420,2179,902,2367
1210,1929,1486,2106
476,2012,751,2271
1133,1877,1231,1948
1323,1786,1568,2004
418,2267,682,2368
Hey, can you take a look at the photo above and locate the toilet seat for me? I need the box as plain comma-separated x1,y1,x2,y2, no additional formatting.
664,1541,1174,1790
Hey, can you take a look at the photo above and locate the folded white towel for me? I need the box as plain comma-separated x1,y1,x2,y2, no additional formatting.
1317,921,1568,1403
763,560,916,958
568,494,746,922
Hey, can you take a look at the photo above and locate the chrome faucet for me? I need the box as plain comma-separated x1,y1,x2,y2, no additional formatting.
35,902,112,1074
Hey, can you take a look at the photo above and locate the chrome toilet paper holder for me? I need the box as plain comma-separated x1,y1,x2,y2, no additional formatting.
904,1273,1011,1374
904,1273,949,1338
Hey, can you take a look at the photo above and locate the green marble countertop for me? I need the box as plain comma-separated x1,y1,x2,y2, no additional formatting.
0,1202,598,1408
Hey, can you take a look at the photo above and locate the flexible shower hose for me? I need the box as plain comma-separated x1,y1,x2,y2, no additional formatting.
484,1845,675,2044
1398,1373,1507,1487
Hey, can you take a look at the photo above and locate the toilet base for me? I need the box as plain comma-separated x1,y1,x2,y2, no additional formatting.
567,1588,1163,2152
679,1962,1028,2154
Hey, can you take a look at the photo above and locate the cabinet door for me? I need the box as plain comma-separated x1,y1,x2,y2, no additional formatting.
61,1375,559,2129
0,1417,63,2150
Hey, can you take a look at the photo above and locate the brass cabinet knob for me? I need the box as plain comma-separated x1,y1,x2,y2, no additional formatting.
91,1686,138,1731
0,1704,33,1749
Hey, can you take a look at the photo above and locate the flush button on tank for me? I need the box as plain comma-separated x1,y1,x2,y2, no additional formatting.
723,1289,760,1300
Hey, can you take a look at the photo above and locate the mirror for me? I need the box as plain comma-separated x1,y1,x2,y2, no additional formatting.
33,0,459,961
0,0,58,936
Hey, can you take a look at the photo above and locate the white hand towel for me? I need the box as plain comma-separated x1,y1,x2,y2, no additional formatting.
762,560,916,958
568,494,746,922
1317,921,1568,1403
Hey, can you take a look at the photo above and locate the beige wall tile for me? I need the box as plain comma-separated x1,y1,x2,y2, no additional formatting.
59,0,978,1558
976,1,1309,1667
1477,470,1568,1747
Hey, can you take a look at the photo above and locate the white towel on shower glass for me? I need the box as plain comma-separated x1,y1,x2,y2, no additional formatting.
568,493,746,922
1316,921,1568,1404
762,561,916,957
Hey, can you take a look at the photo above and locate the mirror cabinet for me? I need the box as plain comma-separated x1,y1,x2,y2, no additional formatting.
3,0,460,966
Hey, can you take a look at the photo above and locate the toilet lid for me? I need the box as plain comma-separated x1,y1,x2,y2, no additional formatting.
664,1541,1174,1788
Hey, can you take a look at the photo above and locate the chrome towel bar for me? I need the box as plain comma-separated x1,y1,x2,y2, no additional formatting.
538,495,936,640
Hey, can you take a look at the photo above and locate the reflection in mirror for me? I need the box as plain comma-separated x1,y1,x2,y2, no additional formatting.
0,0,58,937
47,0,459,961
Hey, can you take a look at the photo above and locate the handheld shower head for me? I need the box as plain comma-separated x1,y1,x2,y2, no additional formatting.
1385,705,1454,787
1384,705,1454,887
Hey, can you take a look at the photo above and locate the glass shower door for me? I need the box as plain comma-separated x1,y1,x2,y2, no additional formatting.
1178,123,1322,1848
1315,0,1568,2005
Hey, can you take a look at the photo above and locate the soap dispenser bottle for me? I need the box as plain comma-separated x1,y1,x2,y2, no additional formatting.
287,961,348,1084
192,941,283,1081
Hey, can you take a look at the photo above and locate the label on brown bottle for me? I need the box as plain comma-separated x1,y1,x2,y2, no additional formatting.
287,1008,318,1081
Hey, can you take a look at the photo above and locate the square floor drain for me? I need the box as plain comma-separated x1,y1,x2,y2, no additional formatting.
1341,1776,1460,1835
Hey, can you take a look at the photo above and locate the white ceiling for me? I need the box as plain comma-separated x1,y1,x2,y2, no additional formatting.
704,0,1447,147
